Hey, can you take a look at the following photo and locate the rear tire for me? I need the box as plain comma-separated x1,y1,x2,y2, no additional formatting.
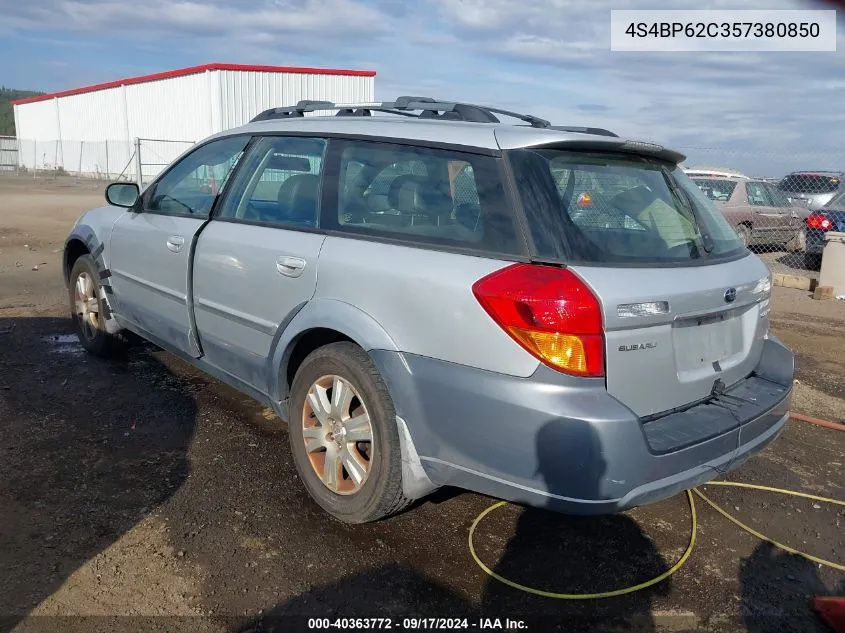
288,342,411,523
68,255,125,358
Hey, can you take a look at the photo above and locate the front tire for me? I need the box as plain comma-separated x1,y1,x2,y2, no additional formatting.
68,254,124,357
288,342,411,523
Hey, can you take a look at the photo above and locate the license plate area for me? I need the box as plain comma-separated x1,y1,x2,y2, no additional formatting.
673,309,744,373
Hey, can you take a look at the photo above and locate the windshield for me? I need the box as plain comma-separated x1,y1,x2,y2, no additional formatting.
779,173,841,194
508,148,746,265
692,178,737,202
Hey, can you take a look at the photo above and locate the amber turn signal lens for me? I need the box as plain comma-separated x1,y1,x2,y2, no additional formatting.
508,328,604,377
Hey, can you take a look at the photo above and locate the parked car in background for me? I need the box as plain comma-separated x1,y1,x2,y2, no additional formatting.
778,171,845,212
692,175,806,247
684,166,750,180
803,189,845,269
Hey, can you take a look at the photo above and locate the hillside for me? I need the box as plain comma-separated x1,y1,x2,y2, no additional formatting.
0,88,45,136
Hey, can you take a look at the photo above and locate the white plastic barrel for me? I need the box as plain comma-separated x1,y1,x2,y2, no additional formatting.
818,231,845,297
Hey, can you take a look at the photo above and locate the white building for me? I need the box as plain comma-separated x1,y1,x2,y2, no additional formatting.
12,62,376,181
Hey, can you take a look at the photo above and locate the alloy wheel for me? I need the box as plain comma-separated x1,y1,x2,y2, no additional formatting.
301,374,374,495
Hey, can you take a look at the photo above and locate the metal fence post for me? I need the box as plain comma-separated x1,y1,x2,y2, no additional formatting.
78,141,84,177
105,140,109,180
134,137,143,186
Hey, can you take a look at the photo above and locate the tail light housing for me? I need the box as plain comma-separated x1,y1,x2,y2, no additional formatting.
472,263,604,378
807,213,833,230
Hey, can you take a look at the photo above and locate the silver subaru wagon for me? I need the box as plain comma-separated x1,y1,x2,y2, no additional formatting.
64,97,794,524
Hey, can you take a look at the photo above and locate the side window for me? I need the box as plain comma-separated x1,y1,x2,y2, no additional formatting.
146,136,249,217
745,182,769,206
328,141,521,255
217,136,327,227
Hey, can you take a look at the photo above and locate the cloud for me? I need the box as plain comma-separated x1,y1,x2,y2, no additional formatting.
2,0,393,45
2,0,844,175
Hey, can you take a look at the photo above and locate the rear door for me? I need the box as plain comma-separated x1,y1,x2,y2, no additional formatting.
744,181,787,244
191,136,328,393
108,135,249,356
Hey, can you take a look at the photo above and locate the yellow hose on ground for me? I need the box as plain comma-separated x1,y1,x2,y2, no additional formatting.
467,490,698,600
693,484,845,573
468,482,845,598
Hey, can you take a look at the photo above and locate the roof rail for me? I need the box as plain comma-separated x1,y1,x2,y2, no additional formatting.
248,97,619,138
249,96,553,128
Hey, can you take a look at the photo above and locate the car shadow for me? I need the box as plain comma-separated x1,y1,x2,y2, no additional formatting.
233,421,673,633
739,541,840,633
0,315,197,630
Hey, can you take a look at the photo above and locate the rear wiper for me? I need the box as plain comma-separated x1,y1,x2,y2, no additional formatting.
661,167,715,253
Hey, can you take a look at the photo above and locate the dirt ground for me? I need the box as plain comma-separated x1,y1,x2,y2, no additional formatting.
1,174,843,633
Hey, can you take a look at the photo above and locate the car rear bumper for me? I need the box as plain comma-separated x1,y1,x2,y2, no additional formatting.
373,335,793,514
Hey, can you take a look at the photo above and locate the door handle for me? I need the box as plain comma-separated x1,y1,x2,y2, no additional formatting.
276,255,306,278
166,235,185,253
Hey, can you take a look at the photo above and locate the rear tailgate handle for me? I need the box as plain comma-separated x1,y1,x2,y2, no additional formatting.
276,255,306,278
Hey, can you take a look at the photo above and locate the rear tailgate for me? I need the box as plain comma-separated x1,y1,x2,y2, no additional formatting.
572,255,772,417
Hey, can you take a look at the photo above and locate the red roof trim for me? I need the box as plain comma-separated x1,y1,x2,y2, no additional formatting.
11,63,377,105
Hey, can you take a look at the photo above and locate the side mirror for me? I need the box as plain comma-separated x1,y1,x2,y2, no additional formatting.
105,182,140,208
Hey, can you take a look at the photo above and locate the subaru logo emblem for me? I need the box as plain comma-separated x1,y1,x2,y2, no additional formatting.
724,287,737,303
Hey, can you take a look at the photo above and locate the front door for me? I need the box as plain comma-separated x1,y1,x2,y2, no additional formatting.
192,136,328,392
744,181,786,244
108,135,250,357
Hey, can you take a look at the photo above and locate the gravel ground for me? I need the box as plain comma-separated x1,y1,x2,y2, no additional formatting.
1,175,843,633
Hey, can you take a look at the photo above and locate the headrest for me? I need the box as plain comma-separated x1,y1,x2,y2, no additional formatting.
387,175,422,212
387,174,453,219
277,174,320,222
266,154,312,172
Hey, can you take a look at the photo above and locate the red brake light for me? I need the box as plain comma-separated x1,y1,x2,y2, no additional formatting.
808,214,833,230
472,264,604,377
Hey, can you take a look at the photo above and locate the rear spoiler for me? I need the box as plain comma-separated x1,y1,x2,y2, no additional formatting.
505,136,686,165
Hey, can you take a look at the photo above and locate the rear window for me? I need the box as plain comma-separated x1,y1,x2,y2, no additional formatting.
692,178,737,202
778,173,841,194
328,140,521,255
508,149,746,265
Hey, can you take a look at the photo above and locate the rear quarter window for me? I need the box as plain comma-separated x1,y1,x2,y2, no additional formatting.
326,140,522,256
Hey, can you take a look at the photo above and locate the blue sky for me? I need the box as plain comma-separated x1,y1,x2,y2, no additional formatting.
1,0,843,176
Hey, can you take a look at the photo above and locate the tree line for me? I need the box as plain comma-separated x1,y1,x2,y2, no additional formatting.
0,87,45,136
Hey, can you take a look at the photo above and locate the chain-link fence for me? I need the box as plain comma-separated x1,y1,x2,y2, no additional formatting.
9,138,136,181
3,137,839,280
677,147,845,279
136,138,196,185
7,137,195,184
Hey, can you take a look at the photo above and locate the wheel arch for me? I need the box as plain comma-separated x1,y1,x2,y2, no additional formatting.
266,298,400,407
64,237,91,284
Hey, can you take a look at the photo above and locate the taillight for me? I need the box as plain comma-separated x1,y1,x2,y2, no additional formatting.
472,263,604,378
807,213,833,230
